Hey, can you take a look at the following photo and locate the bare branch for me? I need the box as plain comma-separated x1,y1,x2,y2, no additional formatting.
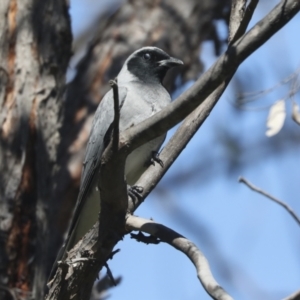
104,263,117,287
130,231,161,244
98,79,128,209
229,0,247,43
239,177,300,227
128,0,258,212
109,78,120,153
234,66,300,108
283,290,300,300
126,215,233,300
121,0,300,155
229,0,259,44
128,80,230,212
240,0,259,35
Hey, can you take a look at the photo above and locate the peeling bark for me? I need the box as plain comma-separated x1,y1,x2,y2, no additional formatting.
0,0,72,299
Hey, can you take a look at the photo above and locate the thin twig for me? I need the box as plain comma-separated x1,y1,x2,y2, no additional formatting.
126,215,233,300
105,262,117,286
108,248,120,260
235,65,300,106
239,177,300,227
109,78,120,153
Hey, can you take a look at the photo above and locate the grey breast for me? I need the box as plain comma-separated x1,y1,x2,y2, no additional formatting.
120,81,171,185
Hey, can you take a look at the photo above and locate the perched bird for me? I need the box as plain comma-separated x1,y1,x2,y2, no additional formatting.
49,47,183,281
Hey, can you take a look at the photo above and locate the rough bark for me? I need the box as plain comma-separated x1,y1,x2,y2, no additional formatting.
0,0,231,299
0,0,72,299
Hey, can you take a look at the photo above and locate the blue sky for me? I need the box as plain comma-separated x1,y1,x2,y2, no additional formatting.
69,1,300,299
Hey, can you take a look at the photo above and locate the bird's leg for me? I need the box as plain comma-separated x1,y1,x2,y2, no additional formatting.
150,151,164,168
127,185,143,203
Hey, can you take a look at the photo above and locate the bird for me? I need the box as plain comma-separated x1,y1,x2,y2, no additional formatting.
49,47,183,281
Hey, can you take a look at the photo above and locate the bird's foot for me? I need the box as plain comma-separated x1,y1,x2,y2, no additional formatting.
128,185,143,203
150,151,164,168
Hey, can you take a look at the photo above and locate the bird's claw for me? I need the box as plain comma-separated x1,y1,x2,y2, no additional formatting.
128,185,143,203
150,151,164,168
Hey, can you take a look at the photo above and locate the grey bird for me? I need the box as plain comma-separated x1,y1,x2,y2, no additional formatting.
49,47,183,281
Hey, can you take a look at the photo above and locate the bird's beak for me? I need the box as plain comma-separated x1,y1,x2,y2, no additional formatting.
158,57,184,68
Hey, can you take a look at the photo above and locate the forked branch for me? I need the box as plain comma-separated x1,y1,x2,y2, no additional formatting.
126,215,233,300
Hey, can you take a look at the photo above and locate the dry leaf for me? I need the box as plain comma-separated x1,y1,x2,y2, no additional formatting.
292,101,300,126
266,99,286,137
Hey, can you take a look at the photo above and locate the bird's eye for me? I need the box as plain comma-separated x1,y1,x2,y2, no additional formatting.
143,53,151,60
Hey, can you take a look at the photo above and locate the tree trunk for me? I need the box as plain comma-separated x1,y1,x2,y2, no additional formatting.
0,0,72,299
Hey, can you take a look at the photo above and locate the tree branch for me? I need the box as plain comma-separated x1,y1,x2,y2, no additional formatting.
128,81,230,212
121,0,300,154
47,81,128,300
128,0,258,213
104,263,117,287
130,231,161,244
126,215,233,300
239,177,300,227
109,79,120,153
239,0,259,39
229,0,247,43
229,0,259,44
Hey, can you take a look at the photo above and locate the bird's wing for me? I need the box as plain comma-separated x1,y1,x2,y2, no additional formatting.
48,87,127,281
67,86,128,243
